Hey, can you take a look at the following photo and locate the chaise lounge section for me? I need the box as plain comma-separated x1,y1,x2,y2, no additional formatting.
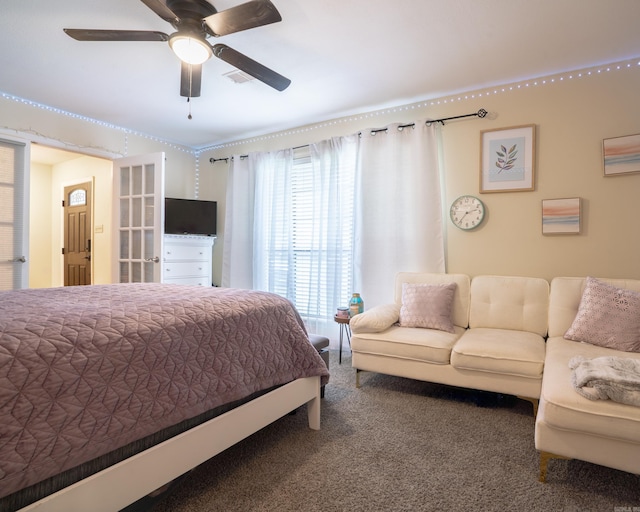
534,276,640,481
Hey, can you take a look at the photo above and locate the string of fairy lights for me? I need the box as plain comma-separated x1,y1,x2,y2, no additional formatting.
2,57,639,199
201,58,640,153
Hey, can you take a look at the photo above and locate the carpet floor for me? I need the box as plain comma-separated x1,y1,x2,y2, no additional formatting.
148,350,640,512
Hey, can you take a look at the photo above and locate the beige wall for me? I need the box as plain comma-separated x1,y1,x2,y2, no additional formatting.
6,59,640,287
200,61,640,283
29,162,53,287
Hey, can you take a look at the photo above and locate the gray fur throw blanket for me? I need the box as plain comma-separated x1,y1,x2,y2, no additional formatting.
569,356,640,407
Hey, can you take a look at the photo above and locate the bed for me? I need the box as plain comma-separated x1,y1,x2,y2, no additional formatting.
0,283,329,511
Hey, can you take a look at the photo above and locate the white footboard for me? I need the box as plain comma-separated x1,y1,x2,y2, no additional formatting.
20,376,321,512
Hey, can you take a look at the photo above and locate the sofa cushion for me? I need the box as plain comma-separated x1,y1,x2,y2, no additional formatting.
540,337,640,444
451,328,546,378
351,325,466,365
564,277,640,353
468,275,549,337
399,282,456,333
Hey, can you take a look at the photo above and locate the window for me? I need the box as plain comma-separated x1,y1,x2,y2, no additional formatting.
255,139,358,327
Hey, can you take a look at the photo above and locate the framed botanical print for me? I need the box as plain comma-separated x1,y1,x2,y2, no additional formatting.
480,124,536,193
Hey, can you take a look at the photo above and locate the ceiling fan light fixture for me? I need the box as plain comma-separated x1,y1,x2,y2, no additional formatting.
169,33,212,65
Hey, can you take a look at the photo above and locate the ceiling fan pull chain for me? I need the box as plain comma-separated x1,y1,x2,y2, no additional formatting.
188,96,193,120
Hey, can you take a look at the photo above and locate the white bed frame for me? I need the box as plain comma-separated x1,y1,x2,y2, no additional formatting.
19,376,321,512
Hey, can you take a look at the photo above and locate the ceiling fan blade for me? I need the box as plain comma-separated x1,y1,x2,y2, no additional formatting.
212,44,290,91
180,61,202,97
64,28,169,42
140,0,180,24
204,0,282,37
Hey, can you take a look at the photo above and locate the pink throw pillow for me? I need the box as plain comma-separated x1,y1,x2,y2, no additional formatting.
399,282,456,333
564,277,640,353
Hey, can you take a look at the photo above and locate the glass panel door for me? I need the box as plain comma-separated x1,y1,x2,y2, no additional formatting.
112,153,164,283
0,137,29,289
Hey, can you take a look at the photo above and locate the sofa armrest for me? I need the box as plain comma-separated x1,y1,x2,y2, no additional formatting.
350,303,400,334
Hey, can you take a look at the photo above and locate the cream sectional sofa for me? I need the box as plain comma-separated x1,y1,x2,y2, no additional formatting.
350,273,549,412
535,276,640,482
350,273,640,482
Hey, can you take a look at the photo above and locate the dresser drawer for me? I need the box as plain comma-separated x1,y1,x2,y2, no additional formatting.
163,244,210,262
163,261,210,278
163,276,211,286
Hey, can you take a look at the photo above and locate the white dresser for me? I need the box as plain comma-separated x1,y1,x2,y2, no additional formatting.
162,234,216,286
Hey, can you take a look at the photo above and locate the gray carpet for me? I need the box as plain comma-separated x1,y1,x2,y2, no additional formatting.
149,350,640,512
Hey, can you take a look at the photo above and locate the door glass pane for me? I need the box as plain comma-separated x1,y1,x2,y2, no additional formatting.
144,229,154,259
120,231,129,259
132,165,143,196
145,164,155,195
120,167,130,196
144,262,154,282
144,197,154,227
132,262,142,283
132,230,142,260
0,188,14,225
119,262,129,283
0,225,14,289
132,197,142,227
69,188,86,206
120,198,129,227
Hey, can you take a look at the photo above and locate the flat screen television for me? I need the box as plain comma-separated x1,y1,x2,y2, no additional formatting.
164,198,217,236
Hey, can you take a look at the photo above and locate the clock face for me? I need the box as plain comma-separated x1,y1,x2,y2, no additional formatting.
450,195,485,230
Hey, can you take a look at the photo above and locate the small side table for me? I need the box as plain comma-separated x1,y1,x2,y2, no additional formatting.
334,315,351,364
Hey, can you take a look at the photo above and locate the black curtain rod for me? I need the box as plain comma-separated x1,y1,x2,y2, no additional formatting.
368,108,487,133
209,109,487,164
426,108,488,126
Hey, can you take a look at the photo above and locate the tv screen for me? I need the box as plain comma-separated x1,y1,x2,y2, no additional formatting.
164,198,217,236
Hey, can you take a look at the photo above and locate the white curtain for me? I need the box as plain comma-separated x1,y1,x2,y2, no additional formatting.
302,136,359,334
354,122,445,308
222,125,443,330
221,154,255,289
252,148,295,294
221,137,359,337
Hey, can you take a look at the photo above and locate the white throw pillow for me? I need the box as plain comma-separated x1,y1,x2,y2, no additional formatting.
398,282,456,333
564,277,640,353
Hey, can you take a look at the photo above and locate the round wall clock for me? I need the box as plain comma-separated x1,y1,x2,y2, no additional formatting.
450,195,486,230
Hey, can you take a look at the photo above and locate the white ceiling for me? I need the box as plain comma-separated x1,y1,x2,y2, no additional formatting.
3,1,640,150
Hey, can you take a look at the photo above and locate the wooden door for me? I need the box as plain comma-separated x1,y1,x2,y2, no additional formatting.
63,182,92,286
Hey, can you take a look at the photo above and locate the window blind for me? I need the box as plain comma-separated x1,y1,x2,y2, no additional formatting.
0,138,26,290
266,144,356,323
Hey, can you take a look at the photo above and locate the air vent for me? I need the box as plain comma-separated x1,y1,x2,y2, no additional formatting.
223,70,255,84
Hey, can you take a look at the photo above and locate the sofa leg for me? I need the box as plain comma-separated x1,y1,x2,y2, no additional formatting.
539,451,571,483
517,396,539,417
356,369,362,388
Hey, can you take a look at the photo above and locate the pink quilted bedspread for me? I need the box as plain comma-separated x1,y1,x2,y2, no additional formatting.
0,283,329,499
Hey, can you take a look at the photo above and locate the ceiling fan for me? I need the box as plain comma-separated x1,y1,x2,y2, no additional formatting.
63,0,291,99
